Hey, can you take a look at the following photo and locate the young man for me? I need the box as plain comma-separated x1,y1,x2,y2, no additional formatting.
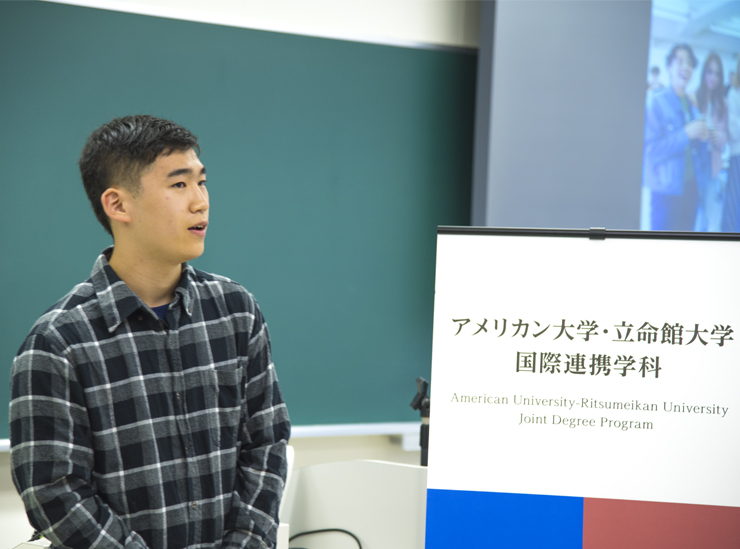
10,115,290,549
643,44,711,231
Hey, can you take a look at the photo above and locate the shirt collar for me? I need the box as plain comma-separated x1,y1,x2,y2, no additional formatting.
91,246,197,332
176,264,196,318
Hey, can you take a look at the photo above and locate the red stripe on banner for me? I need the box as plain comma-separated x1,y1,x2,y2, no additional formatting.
583,498,740,549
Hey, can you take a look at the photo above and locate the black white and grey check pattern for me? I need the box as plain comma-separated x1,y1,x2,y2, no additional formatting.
10,248,290,549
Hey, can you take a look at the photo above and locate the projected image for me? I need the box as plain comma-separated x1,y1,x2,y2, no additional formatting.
642,1,740,231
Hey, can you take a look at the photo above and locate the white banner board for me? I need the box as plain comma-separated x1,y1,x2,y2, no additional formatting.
425,228,740,548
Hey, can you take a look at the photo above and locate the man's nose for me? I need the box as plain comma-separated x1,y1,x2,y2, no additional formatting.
190,185,208,212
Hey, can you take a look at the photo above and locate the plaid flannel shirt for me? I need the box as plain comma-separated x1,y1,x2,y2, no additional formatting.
10,248,290,549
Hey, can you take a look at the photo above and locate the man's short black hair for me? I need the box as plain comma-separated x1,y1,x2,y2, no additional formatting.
79,115,199,235
666,44,698,69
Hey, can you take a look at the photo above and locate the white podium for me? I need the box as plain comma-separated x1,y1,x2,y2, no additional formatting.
281,460,427,549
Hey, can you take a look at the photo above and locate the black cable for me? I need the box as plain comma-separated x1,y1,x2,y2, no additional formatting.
289,527,362,549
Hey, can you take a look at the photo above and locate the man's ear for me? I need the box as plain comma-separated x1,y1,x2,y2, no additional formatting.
101,187,132,225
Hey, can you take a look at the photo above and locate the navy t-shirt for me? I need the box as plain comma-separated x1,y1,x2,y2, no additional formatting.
151,303,169,321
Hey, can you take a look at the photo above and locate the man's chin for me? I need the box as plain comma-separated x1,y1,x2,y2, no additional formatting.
183,246,206,263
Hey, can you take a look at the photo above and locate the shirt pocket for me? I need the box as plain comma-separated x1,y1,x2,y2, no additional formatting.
213,361,244,408
207,360,245,449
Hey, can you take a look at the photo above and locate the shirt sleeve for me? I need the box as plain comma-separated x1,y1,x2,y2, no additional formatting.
644,92,691,165
10,330,150,549
222,303,291,549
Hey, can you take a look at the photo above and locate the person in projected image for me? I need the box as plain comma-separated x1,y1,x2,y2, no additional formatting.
690,52,728,231
722,56,740,232
646,66,665,108
643,44,712,231
648,66,664,93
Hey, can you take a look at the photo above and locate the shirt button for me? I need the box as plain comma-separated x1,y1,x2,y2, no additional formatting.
191,502,197,510
176,393,181,399
187,308,192,314
138,315,144,321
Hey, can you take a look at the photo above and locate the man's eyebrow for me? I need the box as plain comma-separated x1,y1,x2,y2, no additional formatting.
167,166,207,178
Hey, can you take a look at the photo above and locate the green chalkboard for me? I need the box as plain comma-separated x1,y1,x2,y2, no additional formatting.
0,1,474,438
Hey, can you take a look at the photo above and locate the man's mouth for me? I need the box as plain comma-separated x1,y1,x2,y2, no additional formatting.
189,221,208,232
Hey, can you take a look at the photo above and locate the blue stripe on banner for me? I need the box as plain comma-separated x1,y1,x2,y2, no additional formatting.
425,489,584,548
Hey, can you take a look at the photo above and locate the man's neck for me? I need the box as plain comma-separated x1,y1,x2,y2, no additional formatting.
672,84,686,98
108,244,182,308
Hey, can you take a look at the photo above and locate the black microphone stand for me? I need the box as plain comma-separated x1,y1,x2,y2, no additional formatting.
409,377,430,466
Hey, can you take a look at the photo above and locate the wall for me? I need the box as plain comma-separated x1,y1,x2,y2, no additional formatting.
49,0,482,49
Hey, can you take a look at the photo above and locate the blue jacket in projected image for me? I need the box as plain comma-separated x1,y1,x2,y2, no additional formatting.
643,86,711,196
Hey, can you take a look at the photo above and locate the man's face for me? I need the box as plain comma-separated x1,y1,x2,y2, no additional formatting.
704,59,721,91
126,148,209,266
668,49,693,92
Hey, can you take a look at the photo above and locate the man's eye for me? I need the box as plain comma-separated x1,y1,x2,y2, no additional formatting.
199,180,207,186
173,182,185,188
